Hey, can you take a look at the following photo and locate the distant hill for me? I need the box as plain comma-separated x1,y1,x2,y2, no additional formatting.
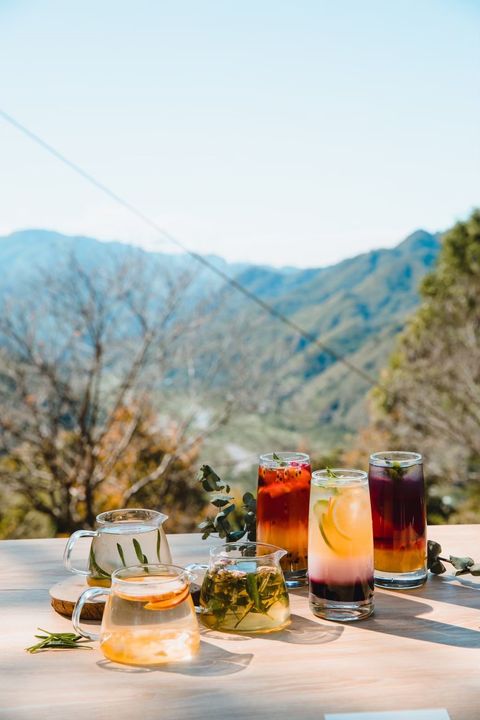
0,228,441,441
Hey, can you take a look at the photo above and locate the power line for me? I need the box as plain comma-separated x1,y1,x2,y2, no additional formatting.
0,108,379,388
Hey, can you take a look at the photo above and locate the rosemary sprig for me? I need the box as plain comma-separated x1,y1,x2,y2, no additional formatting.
26,628,93,653
272,452,287,467
384,460,406,484
325,467,341,479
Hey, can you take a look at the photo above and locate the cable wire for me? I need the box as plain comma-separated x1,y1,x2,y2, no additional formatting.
0,108,379,388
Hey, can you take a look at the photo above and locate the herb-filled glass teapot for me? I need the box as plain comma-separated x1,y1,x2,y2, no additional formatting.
199,541,291,633
63,508,172,586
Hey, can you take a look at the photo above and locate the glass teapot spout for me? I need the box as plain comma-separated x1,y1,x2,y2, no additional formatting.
154,512,168,526
273,547,287,563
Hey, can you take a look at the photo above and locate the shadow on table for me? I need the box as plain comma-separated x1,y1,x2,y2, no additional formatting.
97,640,253,677
407,573,480,611
200,613,343,645
356,591,480,648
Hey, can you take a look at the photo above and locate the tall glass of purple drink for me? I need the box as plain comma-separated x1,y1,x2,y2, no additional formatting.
368,451,427,590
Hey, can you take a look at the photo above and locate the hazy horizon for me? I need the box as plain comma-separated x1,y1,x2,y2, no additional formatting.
1,222,441,271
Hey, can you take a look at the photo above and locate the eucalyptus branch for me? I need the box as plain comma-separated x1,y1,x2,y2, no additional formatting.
428,540,480,576
197,464,256,542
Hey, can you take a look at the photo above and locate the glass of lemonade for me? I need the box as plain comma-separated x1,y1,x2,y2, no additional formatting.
368,451,427,590
257,452,311,587
308,469,374,622
72,564,200,665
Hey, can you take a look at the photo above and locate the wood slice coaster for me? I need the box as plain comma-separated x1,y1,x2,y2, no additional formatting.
49,576,105,621
50,577,202,620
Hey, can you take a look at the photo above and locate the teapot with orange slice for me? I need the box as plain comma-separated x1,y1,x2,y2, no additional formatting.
72,564,200,665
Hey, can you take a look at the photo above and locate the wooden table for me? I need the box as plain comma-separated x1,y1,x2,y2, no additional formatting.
1,525,479,720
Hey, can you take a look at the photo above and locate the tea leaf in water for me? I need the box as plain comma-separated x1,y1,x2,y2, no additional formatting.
117,543,127,567
246,573,262,612
200,565,288,632
156,529,162,561
89,546,110,578
132,538,149,570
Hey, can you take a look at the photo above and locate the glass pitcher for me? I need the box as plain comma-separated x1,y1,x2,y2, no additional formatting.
72,564,200,665
199,541,291,633
63,508,172,586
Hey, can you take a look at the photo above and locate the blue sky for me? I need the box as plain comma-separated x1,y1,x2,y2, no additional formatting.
1,0,479,267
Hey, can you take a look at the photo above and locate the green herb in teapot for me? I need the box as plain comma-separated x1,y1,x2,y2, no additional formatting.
199,543,290,634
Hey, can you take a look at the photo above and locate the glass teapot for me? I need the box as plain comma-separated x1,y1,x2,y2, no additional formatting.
63,508,172,586
199,541,291,633
72,563,200,665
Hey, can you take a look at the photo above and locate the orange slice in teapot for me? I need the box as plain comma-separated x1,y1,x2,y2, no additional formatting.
143,584,190,610
116,575,190,610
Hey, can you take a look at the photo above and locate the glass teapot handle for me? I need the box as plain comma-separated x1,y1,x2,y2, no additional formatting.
72,587,110,641
63,530,98,575
184,563,208,583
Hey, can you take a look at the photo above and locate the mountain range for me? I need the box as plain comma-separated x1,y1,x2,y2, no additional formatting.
0,228,441,450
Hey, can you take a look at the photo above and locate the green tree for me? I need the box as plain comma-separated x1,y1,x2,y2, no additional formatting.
371,210,480,521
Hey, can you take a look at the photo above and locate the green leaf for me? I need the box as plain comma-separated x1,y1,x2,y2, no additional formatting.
325,467,340,479
216,504,235,521
449,555,474,572
429,559,447,575
132,538,149,569
132,538,144,563
227,530,246,542
427,540,442,568
197,463,257,543
385,462,406,483
272,452,287,466
26,629,92,653
243,492,256,511
246,573,262,612
116,543,127,567
211,495,233,507
199,464,225,491
156,530,161,561
88,547,110,578
198,520,215,531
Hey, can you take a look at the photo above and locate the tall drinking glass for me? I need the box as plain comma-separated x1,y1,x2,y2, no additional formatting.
308,469,374,622
368,451,427,590
257,452,311,588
